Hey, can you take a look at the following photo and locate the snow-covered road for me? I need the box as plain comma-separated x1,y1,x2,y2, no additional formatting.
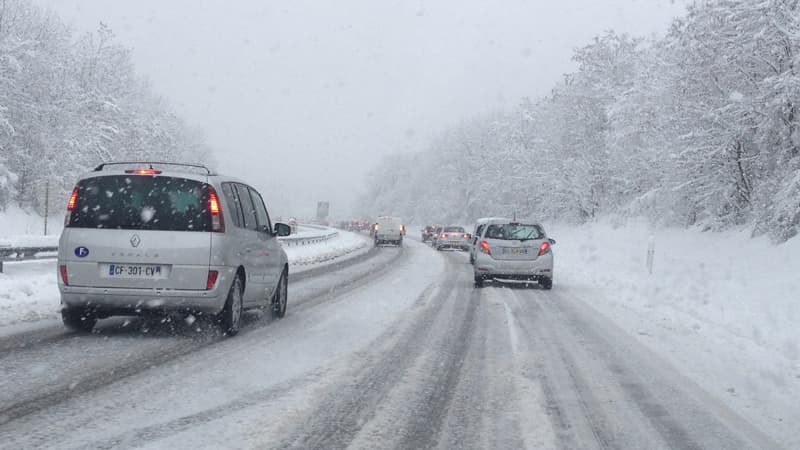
0,239,786,449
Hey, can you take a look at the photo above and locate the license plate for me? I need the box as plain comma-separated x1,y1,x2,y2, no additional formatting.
104,264,165,279
504,247,528,255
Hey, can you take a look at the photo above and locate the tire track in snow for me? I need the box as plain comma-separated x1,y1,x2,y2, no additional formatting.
0,245,404,427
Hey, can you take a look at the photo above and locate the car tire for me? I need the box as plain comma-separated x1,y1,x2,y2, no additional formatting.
272,269,288,318
436,245,442,251
474,275,484,288
220,275,244,336
539,277,553,290
469,254,475,264
62,307,97,332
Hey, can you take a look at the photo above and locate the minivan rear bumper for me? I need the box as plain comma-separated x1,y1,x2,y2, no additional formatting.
59,280,229,316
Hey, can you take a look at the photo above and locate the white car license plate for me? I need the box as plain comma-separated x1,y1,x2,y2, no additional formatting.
104,264,165,279
505,248,528,255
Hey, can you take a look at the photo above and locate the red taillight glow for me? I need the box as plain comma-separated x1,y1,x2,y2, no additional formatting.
463,233,470,238
206,270,219,290
59,265,69,285
538,241,551,256
442,233,448,238
67,187,79,211
209,192,221,214
125,169,162,175
208,189,225,232
479,240,491,255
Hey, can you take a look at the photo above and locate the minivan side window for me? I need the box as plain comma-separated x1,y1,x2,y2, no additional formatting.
221,183,244,228
235,184,259,231
248,187,272,233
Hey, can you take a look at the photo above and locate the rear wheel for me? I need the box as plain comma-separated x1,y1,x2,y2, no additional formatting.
474,275,485,288
62,307,96,332
272,269,288,318
220,275,243,336
539,277,553,290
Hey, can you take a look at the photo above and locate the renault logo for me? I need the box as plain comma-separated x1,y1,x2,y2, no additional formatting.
130,234,141,248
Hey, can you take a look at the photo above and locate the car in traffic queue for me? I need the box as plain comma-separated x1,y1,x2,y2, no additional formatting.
429,225,444,247
472,218,555,289
434,226,471,251
421,225,436,242
57,162,292,336
374,216,404,246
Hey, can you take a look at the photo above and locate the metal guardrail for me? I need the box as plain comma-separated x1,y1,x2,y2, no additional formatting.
278,225,339,247
0,225,339,272
0,246,59,273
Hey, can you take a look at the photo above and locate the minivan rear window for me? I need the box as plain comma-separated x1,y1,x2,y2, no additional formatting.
67,175,212,231
444,226,465,233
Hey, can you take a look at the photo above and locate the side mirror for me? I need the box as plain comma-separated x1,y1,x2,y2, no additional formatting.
548,238,556,245
275,222,291,237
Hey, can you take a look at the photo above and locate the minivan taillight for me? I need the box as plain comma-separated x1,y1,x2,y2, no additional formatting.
206,270,219,290
67,187,79,211
208,190,225,232
65,187,79,226
59,265,69,285
538,241,551,256
479,240,491,255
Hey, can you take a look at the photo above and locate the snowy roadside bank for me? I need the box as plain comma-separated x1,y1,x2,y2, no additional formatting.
549,219,800,446
0,228,370,329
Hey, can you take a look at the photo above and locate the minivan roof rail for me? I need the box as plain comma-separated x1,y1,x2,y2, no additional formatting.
93,161,215,175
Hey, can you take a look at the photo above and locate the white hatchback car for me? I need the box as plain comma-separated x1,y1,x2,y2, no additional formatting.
58,162,291,336
472,219,555,289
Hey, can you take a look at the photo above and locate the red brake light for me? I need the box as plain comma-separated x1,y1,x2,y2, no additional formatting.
538,241,551,256
125,169,162,175
59,265,69,285
442,233,448,238
206,270,219,290
67,187,79,211
209,192,221,215
463,233,470,238
479,240,491,255
208,189,225,232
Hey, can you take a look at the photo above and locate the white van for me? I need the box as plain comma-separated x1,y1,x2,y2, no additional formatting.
374,216,404,246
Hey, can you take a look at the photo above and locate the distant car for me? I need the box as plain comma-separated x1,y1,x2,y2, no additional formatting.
434,226,470,251
374,216,403,246
58,162,292,336
472,218,555,289
429,226,443,247
421,225,435,241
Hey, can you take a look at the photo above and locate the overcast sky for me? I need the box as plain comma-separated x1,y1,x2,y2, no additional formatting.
37,0,687,218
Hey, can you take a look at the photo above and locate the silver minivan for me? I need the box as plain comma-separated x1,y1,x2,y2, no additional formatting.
58,162,291,336
472,218,555,289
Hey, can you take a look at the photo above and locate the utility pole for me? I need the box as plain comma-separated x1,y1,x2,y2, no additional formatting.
44,180,49,235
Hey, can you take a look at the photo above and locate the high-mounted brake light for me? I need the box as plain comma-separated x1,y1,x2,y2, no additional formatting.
538,241,551,256
125,169,162,175
208,189,225,232
59,265,69,285
479,240,491,255
206,270,219,290
67,187,79,211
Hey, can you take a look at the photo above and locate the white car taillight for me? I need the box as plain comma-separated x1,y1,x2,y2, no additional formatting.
538,241,551,256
